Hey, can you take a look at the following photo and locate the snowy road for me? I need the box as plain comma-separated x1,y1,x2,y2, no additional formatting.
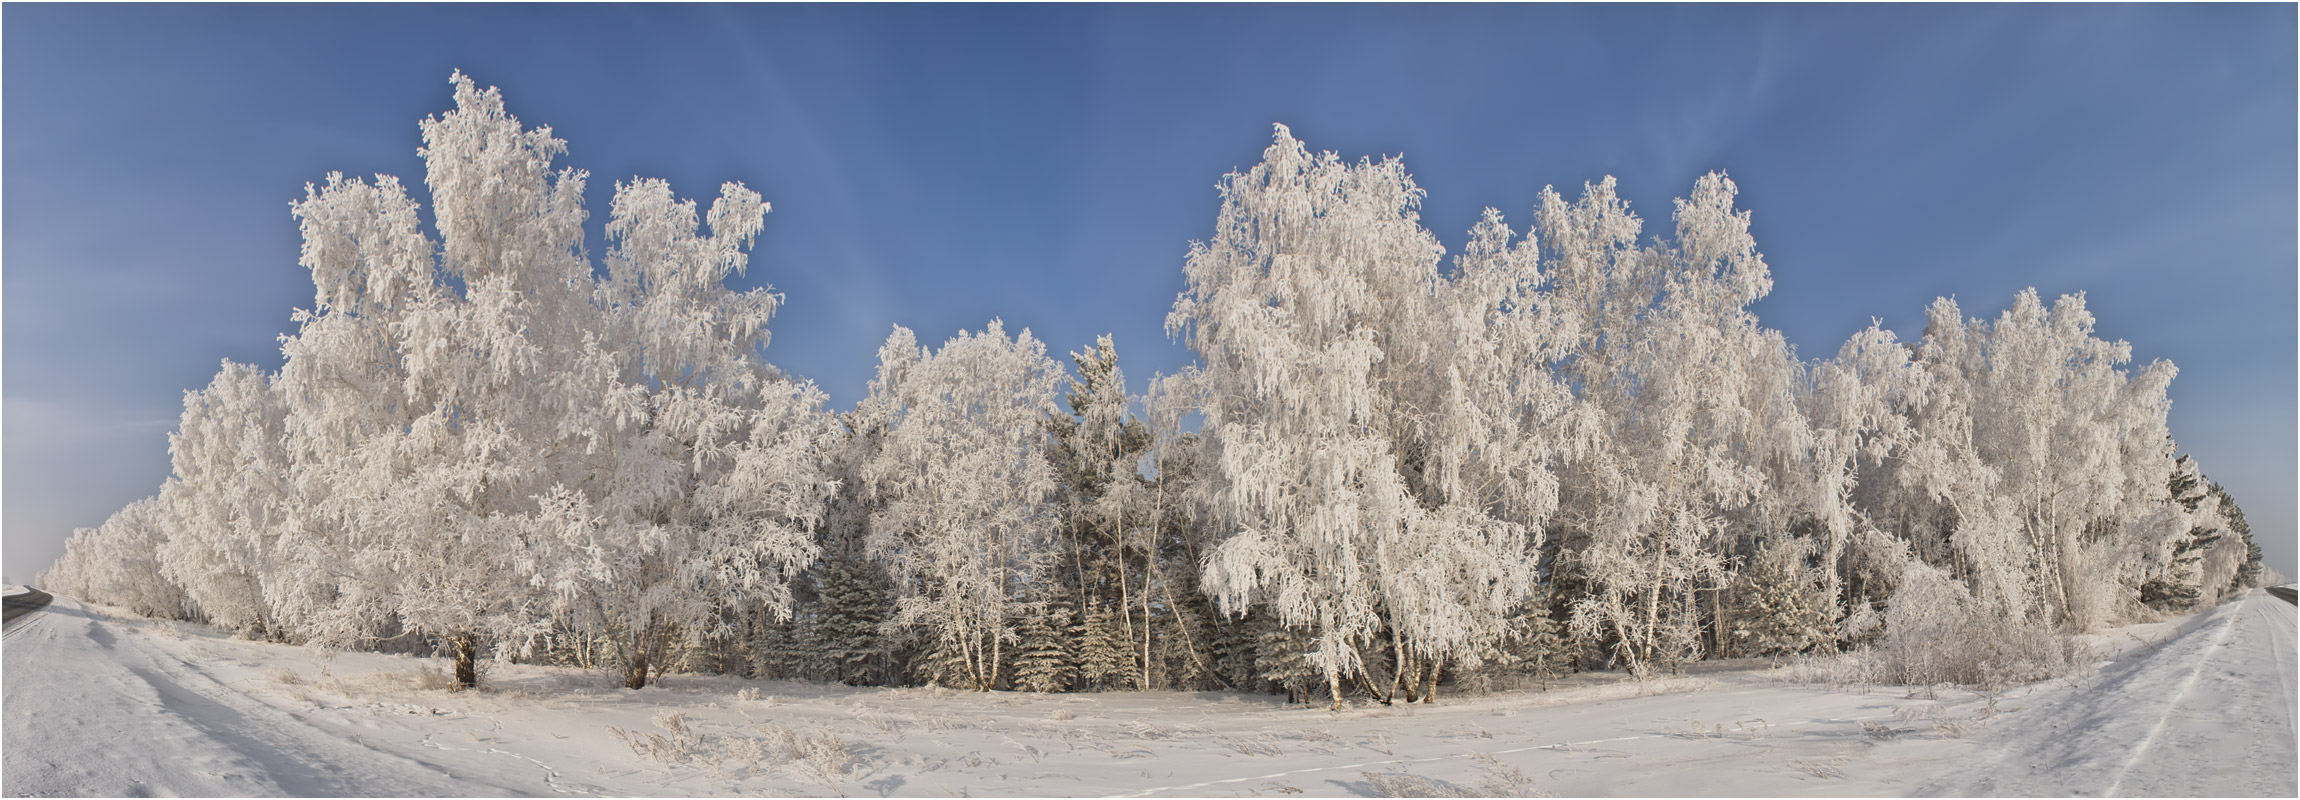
3,591,2292,797
2,596,494,796
2,589,50,627
1921,588,2298,797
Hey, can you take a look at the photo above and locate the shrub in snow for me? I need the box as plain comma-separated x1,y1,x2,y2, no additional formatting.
1876,562,2080,688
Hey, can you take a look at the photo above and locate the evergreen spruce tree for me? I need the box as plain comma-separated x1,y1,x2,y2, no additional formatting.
1149,556,1225,690
1206,602,1262,693
1074,601,1133,691
751,613,806,680
911,636,970,689
1011,600,1079,693
1728,538,1836,656
2142,457,2221,611
1253,619,1320,705
807,555,895,685
1461,589,1568,693
1047,336,1155,689
2215,483,2263,594
1518,594,1568,691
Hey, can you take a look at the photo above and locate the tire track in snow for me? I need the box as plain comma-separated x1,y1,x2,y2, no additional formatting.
2253,596,2297,744
99,607,520,796
2101,595,2245,797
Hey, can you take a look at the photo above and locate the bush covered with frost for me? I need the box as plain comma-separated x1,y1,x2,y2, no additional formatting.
1874,562,2082,688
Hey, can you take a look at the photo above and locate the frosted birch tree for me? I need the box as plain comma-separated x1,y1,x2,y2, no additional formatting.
40,495,191,619
1179,127,1546,706
546,177,834,689
271,166,442,651
1956,289,2183,630
1803,323,1930,624
269,72,604,686
158,361,292,638
1544,173,1806,675
863,320,1065,690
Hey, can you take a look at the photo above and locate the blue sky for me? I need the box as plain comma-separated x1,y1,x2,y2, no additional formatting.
5,4,2293,581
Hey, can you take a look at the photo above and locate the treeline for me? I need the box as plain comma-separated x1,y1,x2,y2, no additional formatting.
42,74,2265,703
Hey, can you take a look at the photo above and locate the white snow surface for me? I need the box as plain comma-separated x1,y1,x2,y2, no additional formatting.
5,591,2292,797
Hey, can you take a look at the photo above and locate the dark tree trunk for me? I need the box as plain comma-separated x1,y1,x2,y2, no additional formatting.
624,650,650,689
625,630,651,689
453,633,480,689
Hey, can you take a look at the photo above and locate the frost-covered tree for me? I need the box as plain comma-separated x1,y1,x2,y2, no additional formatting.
349,71,604,686
1046,335,1156,687
547,176,834,689
1178,127,1546,706
2140,457,2224,611
158,361,291,638
270,159,444,653
2214,483,2263,595
863,320,1065,691
1542,173,1804,675
268,72,839,689
1921,290,2184,630
1802,323,1928,629
1073,600,1134,691
1010,598,1079,693
41,496,191,619
1726,537,1835,656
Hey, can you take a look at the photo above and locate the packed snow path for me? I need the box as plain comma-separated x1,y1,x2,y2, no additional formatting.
5,592,2293,797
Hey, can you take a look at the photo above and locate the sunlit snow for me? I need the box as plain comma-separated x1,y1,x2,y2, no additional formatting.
6,591,2291,797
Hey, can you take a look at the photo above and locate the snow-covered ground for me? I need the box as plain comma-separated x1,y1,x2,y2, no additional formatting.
5,590,2292,797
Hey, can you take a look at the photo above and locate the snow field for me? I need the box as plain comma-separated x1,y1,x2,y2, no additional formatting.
7,591,2293,797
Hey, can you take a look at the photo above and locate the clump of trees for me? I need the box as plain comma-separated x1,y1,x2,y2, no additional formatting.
42,74,2266,701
